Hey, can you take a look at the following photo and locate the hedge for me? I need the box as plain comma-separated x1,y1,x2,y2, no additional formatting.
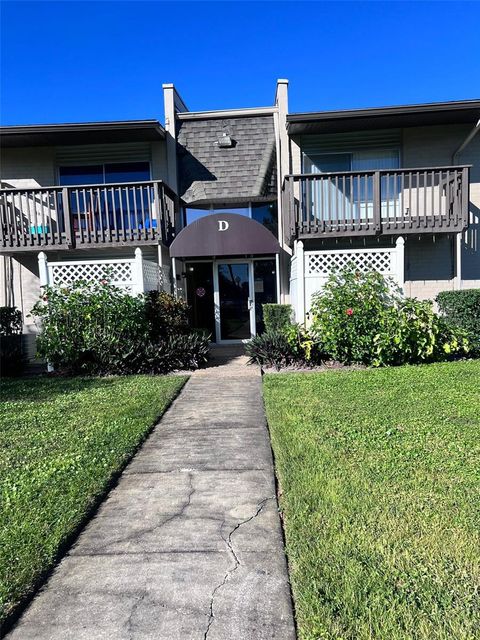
262,303,292,332
437,289,480,352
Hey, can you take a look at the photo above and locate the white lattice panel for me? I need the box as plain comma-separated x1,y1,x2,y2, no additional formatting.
49,260,134,290
307,249,394,276
143,260,162,291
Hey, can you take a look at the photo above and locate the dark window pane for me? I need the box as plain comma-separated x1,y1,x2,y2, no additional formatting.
58,165,103,186
252,202,277,236
304,153,351,173
104,162,150,183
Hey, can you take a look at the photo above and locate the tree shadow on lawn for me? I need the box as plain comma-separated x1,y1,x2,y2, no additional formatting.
0,375,123,403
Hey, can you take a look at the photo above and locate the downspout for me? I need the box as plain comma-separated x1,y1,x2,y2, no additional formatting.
451,119,480,290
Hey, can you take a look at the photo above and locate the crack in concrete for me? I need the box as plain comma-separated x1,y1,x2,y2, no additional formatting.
125,589,148,640
202,495,275,640
90,473,195,553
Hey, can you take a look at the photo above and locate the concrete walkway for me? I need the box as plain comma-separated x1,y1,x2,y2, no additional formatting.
8,347,296,640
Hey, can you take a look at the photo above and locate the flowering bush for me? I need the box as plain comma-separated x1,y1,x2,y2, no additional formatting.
31,281,209,374
310,266,469,366
310,267,400,364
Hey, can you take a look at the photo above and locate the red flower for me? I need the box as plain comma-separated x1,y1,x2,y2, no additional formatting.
346,308,353,316
100,279,108,285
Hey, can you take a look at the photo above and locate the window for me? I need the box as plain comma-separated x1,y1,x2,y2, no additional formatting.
184,203,277,235
185,206,250,226
58,162,153,233
58,162,150,186
304,150,399,173
302,150,400,223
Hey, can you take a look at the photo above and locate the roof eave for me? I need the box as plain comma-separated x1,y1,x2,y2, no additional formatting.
0,120,166,148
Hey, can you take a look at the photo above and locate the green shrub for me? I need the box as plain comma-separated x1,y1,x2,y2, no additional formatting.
246,330,297,369
310,267,470,366
0,307,24,376
437,289,480,353
138,332,210,373
0,306,22,336
32,281,147,374
374,298,470,366
31,281,210,375
310,267,400,365
283,322,326,364
262,303,292,332
145,290,190,339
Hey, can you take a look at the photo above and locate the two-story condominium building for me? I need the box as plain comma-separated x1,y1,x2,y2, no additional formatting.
1,81,479,360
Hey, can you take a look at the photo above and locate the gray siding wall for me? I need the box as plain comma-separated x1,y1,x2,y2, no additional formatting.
1,147,56,188
1,141,168,188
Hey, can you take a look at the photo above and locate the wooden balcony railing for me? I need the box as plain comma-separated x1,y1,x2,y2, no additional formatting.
283,166,470,242
0,180,178,251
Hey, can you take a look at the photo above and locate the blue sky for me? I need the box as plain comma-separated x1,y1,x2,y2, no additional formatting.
1,1,479,125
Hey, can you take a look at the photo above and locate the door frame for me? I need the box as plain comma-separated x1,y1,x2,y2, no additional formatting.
183,256,278,344
213,258,255,344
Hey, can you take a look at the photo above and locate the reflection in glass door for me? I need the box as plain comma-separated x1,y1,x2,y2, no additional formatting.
217,263,252,341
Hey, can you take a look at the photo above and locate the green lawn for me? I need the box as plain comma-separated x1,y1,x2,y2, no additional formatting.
263,361,480,640
0,374,186,624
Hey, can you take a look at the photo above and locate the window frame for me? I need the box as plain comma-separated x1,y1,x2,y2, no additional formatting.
56,160,152,187
302,148,401,173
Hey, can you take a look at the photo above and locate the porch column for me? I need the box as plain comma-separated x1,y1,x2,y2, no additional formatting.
395,236,405,292
296,240,306,324
38,252,49,287
133,248,145,295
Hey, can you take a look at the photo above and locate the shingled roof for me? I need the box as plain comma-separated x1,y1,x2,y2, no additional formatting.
176,114,277,205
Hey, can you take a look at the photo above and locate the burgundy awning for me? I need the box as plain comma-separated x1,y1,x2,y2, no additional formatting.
170,213,280,258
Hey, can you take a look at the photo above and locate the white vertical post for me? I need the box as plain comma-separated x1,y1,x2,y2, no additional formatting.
296,240,306,324
454,232,462,290
38,252,53,372
171,257,177,298
275,253,281,303
133,247,144,295
38,251,49,287
395,236,405,292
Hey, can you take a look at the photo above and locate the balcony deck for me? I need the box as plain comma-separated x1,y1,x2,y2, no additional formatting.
0,180,178,252
283,166,470,243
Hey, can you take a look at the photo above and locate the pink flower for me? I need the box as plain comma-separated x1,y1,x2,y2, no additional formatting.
100,279,108,285
346,308,353,316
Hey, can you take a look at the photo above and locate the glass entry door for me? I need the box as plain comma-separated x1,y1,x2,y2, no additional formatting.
215,262,254,341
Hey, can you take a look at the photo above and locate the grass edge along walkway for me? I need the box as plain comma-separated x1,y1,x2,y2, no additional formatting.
263,360,480,640
0,374,186,628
